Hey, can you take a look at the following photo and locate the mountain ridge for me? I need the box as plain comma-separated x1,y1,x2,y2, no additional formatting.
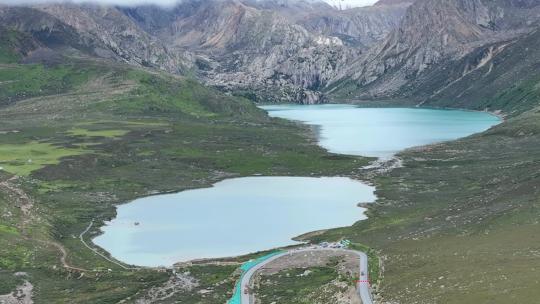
1,0,539,110
0,0,409,104
328,0,540,110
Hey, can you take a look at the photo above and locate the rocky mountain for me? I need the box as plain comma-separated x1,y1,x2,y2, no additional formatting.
0,0,408,104
419,27,540,115
293,3,410,47
328,0,540,105
0,25,40,63
246,0,410,47
120,0,409,103
5,0,537,108
0,4,194,73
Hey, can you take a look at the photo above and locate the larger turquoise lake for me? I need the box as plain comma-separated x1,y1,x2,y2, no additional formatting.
94,105,500,267
261,105,501,158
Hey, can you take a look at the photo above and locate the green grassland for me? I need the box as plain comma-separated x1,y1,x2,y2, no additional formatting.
67,128,129,138
0,53,368,303
2,25,540,303
0,141,88,176
312,107,540,303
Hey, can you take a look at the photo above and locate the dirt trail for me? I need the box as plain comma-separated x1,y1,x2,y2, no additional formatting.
34,239,89,272
78,220,140,270
0,175,88,272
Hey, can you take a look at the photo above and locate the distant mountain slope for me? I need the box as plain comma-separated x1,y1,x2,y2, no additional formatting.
420,28,540,115
122,0,349,103
246,0,409,47
0,25,40,64
375,0,415,6
7,0,539,109
121,0,407,103
329,0,540,110
0,5,193,74
0,0,407,104
294,3,410,47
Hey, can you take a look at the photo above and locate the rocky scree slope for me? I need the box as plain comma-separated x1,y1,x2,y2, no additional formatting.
1,0,408,104
0,4,194,73
247,0,410,48
121,0,410,103
413,27,540,115
328,0,540,106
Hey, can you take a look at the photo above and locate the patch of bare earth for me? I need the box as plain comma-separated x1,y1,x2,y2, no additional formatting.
0,281,33,304
134,272,199,304
0,176,33,229
254,250,361,304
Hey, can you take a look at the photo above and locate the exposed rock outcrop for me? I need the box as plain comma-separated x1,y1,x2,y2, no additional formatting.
329,0,540,101
0,0,409,104
121,0,406,103
0,4,193,73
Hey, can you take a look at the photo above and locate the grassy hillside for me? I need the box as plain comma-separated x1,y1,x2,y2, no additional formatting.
2,19,540,304
313,107,540,303
329,28,540,116
0,52,369,303
418,29,540,115
0,27,36,64
315,30,540,303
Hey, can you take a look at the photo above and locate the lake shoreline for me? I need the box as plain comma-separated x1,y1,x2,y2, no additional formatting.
93,176,376,267
90,104,502,268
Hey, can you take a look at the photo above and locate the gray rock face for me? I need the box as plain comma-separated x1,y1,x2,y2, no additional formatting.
8,0,536,106
0,0,407,104
407,25,540,114
297,4,410,48
36,4,194,73
120,0,407,103
246,0,410,47
0,4,194,73
329,0,540,100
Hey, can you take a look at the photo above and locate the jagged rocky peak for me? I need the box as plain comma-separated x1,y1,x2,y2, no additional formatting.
329,0,540,99
0,0,409,104
0,4,193,73
120,0,406,103
293,2,409,47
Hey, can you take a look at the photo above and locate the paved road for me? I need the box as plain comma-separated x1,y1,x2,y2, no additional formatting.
240,248,373,304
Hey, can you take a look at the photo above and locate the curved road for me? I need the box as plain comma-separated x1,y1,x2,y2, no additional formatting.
240,248,373,304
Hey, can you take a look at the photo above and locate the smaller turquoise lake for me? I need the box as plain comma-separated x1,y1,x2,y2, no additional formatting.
261,105,501,158
93,177,375,267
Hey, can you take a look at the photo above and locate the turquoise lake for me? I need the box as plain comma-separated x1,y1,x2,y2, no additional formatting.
261,105,501,158
94,105,501,267
93,177,376,267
